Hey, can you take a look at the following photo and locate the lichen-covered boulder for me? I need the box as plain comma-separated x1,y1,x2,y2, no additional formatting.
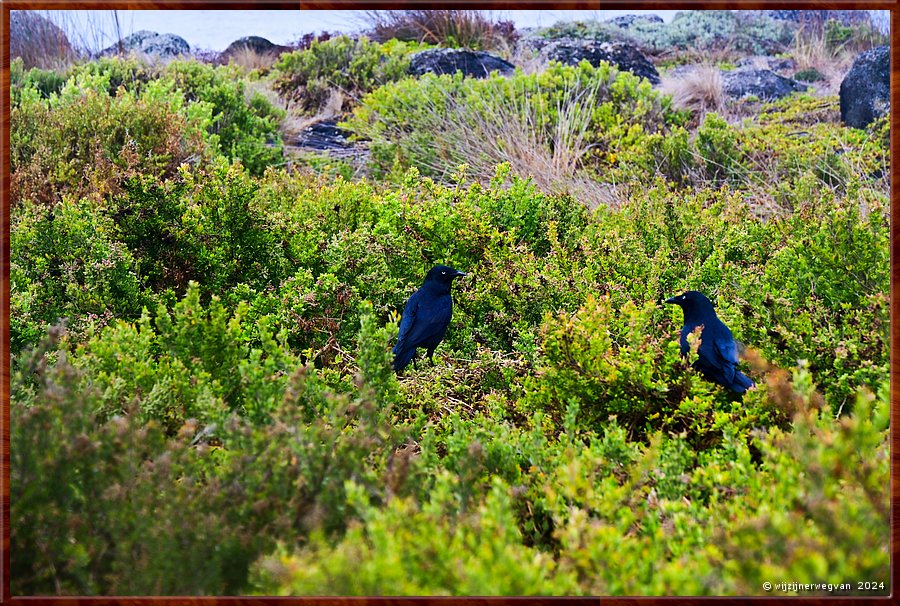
539,39,660,84
839,46,890,129
408,48,515,78
606,14,664,29
721,69,807,100
220,36,290,60
101,30,189,59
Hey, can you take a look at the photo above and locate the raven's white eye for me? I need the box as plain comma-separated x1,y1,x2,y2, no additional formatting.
682,295,686,300
442,271,446,274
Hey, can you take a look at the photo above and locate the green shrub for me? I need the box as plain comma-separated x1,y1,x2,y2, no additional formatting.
531,11,794,55
10,71,208,206
10,57,67,104
793,67,825,82
163,60,285,174
11,196,152,350
252,477,577,596
343,61,685,186
252,378,888,596
12,304,407,595
272,36,425,115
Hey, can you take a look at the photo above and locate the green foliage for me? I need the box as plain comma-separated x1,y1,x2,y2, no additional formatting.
11,197,151,350
10,57,284,206
11,69,208,206
163,60,285,174
256,382,889,596
253,477,575,595
793,67,825,82
10,57,66,103
12,306,407,595
530,11,794,55
9,47,889,596
343,61,685,182
272,36,426,115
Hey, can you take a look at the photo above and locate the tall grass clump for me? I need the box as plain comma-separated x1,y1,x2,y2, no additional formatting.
10,10,77,69
363,10,518,52
272,36,426,115
343,60,685,204
790,18,888,91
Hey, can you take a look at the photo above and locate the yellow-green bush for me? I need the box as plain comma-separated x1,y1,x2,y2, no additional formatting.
10,53,889,596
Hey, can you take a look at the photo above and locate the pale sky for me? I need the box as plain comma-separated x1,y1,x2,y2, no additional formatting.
43,9,682,52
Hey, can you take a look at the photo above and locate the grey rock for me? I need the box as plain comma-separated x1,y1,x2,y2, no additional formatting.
736,55,796,73
606,14,664,29
540,39,660,85
11,11,74,67
767,10,871,27
721,69,807,100
298,119,350,151
101,30,190,58
221,35,290,60
408,48,515,78
840,46,890,128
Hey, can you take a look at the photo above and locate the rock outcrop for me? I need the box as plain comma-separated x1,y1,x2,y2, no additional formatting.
101,30,190,59
767,10,872,27
721,69,807,100
220,36,291,62
606,14,664,29
10,11,74,68
408,48,515,78
840,46,890,128
537,39,660,84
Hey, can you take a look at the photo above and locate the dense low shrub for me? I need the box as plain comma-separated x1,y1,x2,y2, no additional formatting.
343,61,686,191
254,379,888,596
10,46,889,596
12,306,408,595
363,10,519,51
531,11,795,56
272,36,426,115
11,69,208,207
11,57,284,206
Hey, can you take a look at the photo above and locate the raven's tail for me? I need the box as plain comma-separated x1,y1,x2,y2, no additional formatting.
392,345,416,372
731,370,755,393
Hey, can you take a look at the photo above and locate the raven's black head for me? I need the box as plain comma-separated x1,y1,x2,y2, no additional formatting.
665,290,715,316
424,264,466,287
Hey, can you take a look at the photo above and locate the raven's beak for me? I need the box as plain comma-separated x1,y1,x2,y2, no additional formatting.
453,270,467,278
664,296,677,304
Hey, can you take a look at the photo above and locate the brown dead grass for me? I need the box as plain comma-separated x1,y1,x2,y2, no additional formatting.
660,65,725,118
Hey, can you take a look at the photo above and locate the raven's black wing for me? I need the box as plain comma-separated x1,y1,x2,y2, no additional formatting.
405,295,452,350
712,332,740,385
394,290,420,353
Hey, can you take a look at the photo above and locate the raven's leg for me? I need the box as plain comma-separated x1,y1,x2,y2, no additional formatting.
427,348,436,366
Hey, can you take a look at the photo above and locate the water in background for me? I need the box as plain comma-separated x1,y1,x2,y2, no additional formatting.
47,9,681,52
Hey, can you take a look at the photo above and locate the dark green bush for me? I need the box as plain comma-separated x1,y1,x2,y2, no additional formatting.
11,71,207,206
272,36,425,115
13,305,408,595
9,49,889,596
343,61,686,184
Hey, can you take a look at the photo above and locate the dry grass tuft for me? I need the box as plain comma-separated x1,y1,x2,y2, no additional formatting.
10,10,77,69
362,10,517,52
385,76,621,208
281,89,346,138
225,46,281,71
661,65,725,118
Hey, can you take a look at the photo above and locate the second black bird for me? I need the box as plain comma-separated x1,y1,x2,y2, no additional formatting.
393,264,466,372
665,290,755,394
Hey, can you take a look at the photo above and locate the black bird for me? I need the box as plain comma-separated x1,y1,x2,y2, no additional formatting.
393,265,466,372
665,291,755,393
